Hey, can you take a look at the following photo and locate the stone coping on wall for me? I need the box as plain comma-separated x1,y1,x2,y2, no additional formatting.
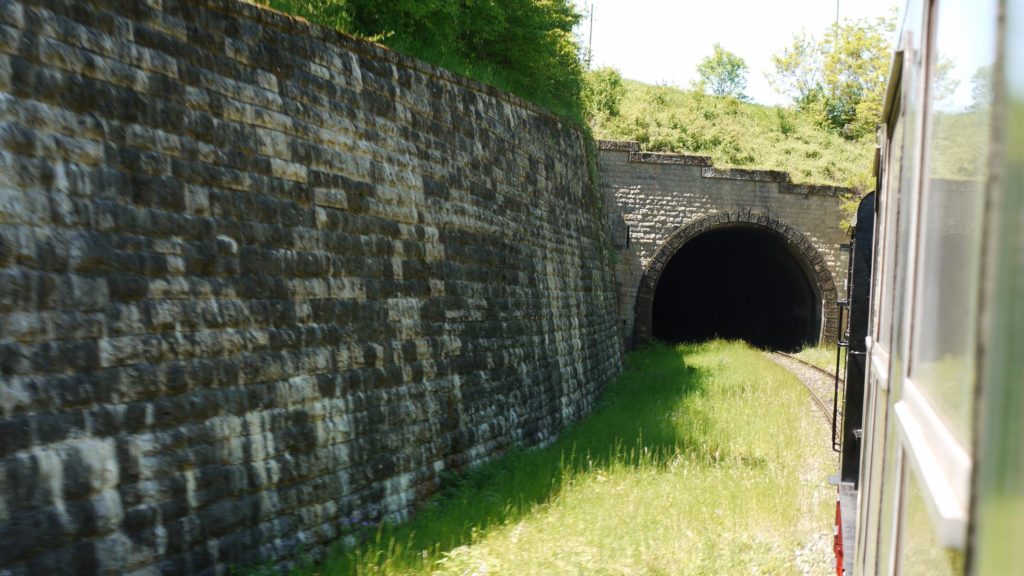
597,140,853,197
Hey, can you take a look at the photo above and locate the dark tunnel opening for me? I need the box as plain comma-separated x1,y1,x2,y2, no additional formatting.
651,226,819,352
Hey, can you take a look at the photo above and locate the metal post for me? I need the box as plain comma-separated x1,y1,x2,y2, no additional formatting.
588,2,595,69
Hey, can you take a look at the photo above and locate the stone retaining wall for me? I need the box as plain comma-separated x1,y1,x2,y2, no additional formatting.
0,1,622,573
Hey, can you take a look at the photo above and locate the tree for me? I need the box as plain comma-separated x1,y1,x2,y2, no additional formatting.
969,64,993,110
766,31,823,108
767,13,896,139
821,16,895,138
583,67,626,121
931,56,961,106
696,44,749,99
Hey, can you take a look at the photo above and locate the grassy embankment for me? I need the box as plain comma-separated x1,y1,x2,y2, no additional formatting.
265,341,834,575
591,79,875,193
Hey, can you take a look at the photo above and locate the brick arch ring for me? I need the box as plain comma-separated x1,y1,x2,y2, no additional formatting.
633,209,839,346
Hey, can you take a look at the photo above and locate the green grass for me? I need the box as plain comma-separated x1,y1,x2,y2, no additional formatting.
276,341,835,575
792,344,847,377
591,80,875,195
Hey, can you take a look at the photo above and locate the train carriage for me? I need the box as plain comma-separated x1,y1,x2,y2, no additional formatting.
832,0,1024,574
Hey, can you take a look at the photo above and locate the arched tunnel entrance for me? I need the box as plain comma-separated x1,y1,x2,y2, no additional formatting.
651,225,820,352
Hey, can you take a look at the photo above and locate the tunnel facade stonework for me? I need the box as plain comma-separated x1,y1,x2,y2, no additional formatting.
0,1,622,573
599,141,848,347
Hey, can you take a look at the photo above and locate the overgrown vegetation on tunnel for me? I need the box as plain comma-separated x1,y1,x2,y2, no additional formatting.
253,341,833,575
588,77,875,194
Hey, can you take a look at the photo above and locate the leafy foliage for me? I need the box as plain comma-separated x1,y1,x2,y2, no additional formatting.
767,13,896,140
766,31,823,109
696,44,749,99
821,16,895,138
969,65,994,111
262,0,587,120
582,67,626,122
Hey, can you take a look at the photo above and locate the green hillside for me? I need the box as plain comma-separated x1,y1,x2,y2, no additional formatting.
589,79,875,192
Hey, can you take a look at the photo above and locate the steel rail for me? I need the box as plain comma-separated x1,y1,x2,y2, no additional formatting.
773,351,845,385
769,352,838,429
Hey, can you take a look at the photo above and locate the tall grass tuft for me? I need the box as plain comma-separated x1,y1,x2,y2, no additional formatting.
278,341,835,575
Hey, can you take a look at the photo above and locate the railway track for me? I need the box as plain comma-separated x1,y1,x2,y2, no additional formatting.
767,352,843,429
773,351,845,385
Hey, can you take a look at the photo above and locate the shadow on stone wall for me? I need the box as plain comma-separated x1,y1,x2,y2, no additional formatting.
0,1,622,573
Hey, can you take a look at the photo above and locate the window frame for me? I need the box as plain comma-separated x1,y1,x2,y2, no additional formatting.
891,0,988,553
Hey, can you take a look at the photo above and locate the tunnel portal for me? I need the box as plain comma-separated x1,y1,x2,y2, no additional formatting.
651,226,819,352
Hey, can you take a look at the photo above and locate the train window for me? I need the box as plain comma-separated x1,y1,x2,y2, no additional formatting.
896,453,965,575
876,113,904,354
891,0,996,558
889,33,924,372
859,109,904,576
862,401,903,576
908,0,996,445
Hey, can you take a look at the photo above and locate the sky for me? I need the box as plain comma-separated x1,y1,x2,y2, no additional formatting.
575,0,902,106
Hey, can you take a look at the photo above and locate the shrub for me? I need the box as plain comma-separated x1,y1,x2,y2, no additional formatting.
263,0,587,121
